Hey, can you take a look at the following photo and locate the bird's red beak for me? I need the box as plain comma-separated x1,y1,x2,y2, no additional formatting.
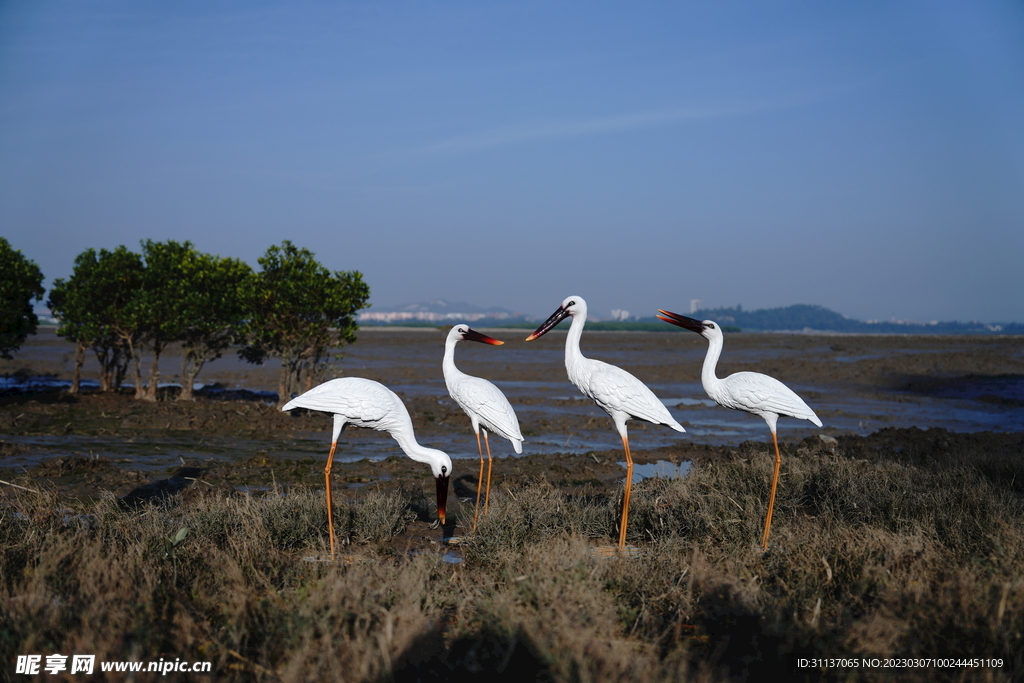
657,309,706,334
526,306,570,341
435,474,450,525
464,328,504,345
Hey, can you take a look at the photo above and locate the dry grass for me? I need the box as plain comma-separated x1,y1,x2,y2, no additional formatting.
2,433,1023,681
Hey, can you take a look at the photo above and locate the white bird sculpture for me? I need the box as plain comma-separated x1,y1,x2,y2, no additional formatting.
657,309,822,551
443,325,523,529
282,377,452,559
527,296,686,550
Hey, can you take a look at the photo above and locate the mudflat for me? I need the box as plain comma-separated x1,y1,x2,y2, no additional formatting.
1,326,1022,510
4,327,1024,680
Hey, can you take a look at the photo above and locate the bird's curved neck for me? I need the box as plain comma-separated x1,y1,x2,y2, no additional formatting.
442,338,462,384
564,312,588,376
390,419,436,465
391,426,448,478
701,334,724,396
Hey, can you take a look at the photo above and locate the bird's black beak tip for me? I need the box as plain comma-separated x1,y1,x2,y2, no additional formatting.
656,309,705,334
528,305,570,341
435,474,450,525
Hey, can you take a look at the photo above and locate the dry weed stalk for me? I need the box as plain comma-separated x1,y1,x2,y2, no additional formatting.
1,432,1022,681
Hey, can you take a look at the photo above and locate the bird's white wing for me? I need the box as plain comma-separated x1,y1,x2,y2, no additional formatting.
718,372,821,425
585,360,682,429
450,375,523,444
281,377,395,427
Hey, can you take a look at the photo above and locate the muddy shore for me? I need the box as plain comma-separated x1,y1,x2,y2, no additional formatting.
2,327,1022,519
4,326,1023,682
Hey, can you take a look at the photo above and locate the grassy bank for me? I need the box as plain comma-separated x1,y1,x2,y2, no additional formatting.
2,430,1023,682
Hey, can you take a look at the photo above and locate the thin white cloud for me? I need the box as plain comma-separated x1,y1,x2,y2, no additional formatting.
406,80,867,159
413,107,725,156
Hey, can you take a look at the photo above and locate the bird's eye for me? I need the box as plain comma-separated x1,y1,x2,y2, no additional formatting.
568,300,576,307
708,323,716,329
442,465,448,475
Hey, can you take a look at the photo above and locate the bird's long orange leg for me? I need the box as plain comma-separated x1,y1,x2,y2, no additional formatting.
618,434,633,550
484,430,494,514
325,441,338,559
761,431,782,551
472,431,484,530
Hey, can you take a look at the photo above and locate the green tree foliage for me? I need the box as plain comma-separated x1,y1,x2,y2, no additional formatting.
98,247,148,398
0,237,45,359
136,240,196,400
48,247,143,393
48,240,369,401
176,251,252,400
240,241,370,405
48,259,101,394
50,242,254,400
128,240,256,400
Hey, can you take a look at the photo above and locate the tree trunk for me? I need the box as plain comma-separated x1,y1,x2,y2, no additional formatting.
129,340,145,400
112,349,128,391
144,344,162,402
97,338,130,392
94,346,113,392
69,341,85,394
277,360,292,408
178,347,207,401
179,357,196,401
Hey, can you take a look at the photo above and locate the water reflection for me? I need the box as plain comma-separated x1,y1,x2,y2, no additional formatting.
4,365,1024,476
619,459,691,484
442,550,463,564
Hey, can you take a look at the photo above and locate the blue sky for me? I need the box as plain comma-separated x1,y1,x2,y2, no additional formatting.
2,1,1022,322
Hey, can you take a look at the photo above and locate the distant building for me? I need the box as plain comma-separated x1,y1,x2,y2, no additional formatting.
690,299,701,314
357,299,520,323
358,310,514,323
609,309,630,322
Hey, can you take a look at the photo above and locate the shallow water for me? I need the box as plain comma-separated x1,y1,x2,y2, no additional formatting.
621,459,691,484
414,375,1023,463
2,372,1022,473
3,329,1023,473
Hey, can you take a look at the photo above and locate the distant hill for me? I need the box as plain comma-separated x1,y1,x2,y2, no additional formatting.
639,304,1024,335
359,301,1023,334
